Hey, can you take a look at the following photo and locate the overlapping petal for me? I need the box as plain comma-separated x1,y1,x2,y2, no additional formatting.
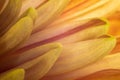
0,68,25,80
20,0,47,15
20,18,109,48
0,43,62,73
42,36,116,77
16,43,62,80
0,16,33,55
0,7,38,56
0,0,120,80
42,53,120,80
34,0,71,31
51,0,120,26
0,0,22,36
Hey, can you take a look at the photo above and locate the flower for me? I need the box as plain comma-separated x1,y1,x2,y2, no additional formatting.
0,0,120,80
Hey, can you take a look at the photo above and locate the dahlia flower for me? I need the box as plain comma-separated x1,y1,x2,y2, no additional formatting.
0,0,120,80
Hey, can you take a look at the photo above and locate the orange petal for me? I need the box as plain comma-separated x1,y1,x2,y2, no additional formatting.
51,0,108,25
62,0,98,15
79,69,120,80
108,20,120,37
51,0,120,26
108,11,120,37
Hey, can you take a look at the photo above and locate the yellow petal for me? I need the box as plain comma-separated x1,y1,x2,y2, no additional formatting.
111,38,120,54
0,43,62,73
0,68,25,80
21,18,108,48
46,36,116,76
45,53,120,80
20,7,38,21
77,53,120,80
34,0,70,32
56,18,109,44
0,16,33,55
16,43,62,80
0,0,22,36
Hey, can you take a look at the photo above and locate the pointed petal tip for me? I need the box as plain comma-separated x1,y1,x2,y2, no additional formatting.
99,34,116,40
106,35,116,42
100,17,110,31
50,42,63,54
25,7,38,21
93,18,110,34
99,35,117,48
53,42,63,48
